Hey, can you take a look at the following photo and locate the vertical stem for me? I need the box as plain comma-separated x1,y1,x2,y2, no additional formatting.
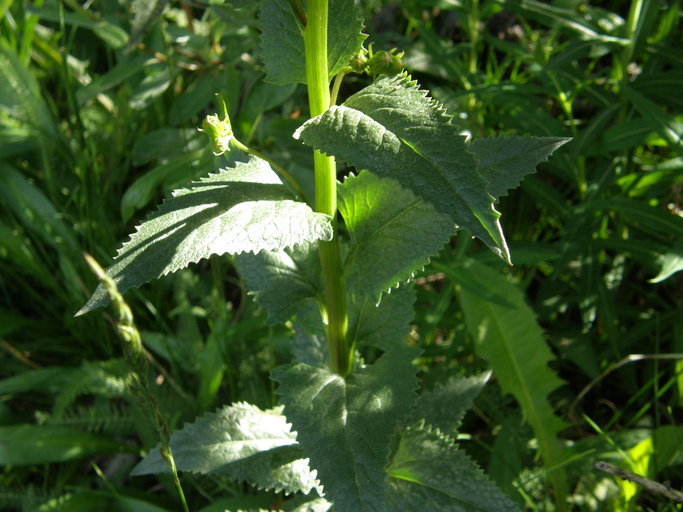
304,0,351,376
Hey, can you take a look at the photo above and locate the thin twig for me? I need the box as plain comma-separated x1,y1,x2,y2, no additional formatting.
594,461,683,504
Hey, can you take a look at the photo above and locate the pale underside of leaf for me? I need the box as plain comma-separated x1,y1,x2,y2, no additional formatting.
132,402,319,495
339,171,455,300
295,75,509,261
77,156,332,315
272,347,421,512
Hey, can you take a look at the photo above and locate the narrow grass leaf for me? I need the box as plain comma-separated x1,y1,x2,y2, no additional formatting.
456,258,569,499
386,426,520,511
77,156,332,315
260,0,365,85
76,56,152,106
133,402,319,495
0,425,133,465
469,136,571,200
623,84,682,147
0,164,78,252
0,43,58,140
273,347,421,512
296,74,509,261
583,198,683,238
339,171,455,299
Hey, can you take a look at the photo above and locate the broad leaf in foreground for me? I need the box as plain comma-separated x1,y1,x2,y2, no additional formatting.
77,156,332,315
386,426,520,511
412,372,490,438
260,0,365,85
132,402,319,495
339,171,455,299
272,347,421,512
235,242,322,324
295,74,509,261
348,284,416,351
468,135,571,200
456,258,569,499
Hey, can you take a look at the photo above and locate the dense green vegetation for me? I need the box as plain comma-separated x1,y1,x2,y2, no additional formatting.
1,1,682,511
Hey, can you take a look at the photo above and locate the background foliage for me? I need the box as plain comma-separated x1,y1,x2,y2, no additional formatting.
0,0,681,511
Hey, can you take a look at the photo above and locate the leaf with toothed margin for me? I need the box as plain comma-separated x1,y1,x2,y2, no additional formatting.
272,346,421,512
76,156,332,316
260,0,366,85
386,425,520,511
131,402,320,496
295,74,509,262
412,372,490,438
234,241,322,325
469,136,571,201
348,283,416,352
339,171,455,301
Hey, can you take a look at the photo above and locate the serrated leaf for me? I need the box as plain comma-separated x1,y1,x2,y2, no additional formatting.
260,0,366,85
412,372,490,437
348,284,416,351
291,303,329,368
295,74,509,261
386,426,520,512
132,402,319,496
234,242,321,324
456,258,569,499
286,497,332,512
77,156,332,315
272,347,421,512
339,171,454,299
468,136,571,200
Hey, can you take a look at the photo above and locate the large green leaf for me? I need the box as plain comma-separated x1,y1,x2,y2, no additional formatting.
260,0,365,85
386,426,520,511
348,284,416,351
412,373,490,438
295,74,509,261
456,258,569,499
234,242,322,324
468,136,571,200
339,171,455,299
77,156,332,315
132,402,319,496
272,347,421,512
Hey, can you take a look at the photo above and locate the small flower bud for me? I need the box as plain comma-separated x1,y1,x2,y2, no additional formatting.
367,48,404,77
200,113,233,156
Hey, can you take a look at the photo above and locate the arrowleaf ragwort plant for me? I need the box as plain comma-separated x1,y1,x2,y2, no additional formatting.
78,1,569,510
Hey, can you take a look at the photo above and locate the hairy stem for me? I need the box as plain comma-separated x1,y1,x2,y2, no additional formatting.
304,0,351,376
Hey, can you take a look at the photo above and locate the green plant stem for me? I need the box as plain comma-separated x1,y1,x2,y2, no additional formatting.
304,0,351,376
330,71,345,106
